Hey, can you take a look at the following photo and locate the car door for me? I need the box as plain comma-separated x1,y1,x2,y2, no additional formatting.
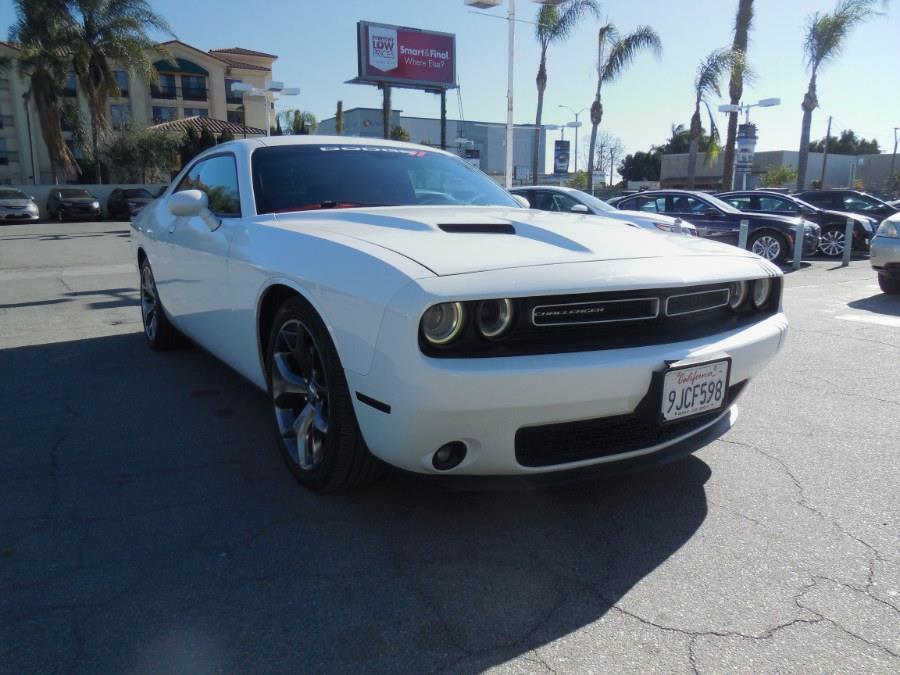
663,195,735,243
160,153,243,360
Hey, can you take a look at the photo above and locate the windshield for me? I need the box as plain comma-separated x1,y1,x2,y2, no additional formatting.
60,189,92,198
124,189,152,199
0,189,28,200
569,190,616,213
251,144,519,214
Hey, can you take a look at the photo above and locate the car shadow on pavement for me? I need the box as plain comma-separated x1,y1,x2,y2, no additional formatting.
1,332,710,674
847,294,900,316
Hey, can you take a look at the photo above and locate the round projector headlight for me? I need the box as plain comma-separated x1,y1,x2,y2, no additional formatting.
422,302,465,345
476,298,514,338
752,278,773,309
728,280,749,310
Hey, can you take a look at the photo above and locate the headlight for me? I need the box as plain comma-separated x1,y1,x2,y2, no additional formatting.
752,278,773,309
476,298,514,338
91,201,100,208
728,280,749,310
421,302,465,345
876,220,900,238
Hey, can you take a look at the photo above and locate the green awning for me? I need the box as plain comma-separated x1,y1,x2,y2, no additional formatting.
154,58,209,76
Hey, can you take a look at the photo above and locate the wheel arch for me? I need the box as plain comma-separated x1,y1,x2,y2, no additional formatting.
255,281,326,380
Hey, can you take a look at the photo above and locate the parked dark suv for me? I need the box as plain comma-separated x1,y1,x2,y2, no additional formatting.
795,189,898,224
613,189,820,263
46,187,102,222
107,188,154,220
717,190,877,258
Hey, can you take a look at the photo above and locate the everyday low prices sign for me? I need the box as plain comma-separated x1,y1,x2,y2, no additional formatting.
358,21,456,89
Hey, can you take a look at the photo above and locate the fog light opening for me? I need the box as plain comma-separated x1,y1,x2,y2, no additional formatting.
432,441,467,471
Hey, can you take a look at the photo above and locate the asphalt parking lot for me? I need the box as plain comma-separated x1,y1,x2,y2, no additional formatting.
1,220,898,674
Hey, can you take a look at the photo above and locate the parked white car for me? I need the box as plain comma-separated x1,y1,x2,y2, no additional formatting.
511,185,698,236
132,136,787,491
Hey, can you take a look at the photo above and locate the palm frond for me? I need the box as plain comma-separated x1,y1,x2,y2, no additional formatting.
601,25,661,83
694,48,735,104
703,101,721,165
803,0,883,73
536,0,600,46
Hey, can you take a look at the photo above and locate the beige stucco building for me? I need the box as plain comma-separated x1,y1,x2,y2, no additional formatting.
0,39,279,184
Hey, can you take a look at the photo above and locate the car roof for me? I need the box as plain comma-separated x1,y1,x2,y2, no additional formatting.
511,185,574,192
718,190,796,198
211,134,458,158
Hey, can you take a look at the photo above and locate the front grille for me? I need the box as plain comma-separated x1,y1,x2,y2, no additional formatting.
515,382,746,467
420,280,781,358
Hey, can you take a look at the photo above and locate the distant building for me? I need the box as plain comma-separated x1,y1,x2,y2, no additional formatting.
0,39,278,184
661,150,893,193
318,107,548,183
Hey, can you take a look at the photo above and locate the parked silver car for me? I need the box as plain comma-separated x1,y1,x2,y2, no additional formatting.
0,188,40,223
871,212,900,294
511,186,698,236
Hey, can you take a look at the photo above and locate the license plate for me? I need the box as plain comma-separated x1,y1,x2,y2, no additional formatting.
661,359,730,422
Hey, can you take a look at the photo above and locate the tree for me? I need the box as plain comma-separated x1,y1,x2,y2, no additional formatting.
271,117,283,136
9,0,77,181
686,48,737,188
809,129,880,154
279,109,317,135
102,123,179,182
335,100,344,135
217,129,235,144
586,23,661,191
762,165,798,187
178,125,216,165
722,0,755,191
796,0,884,190
67,0,173,183
390,125,410,142
533,0,599,181
618,150,662,182
567,170,589,190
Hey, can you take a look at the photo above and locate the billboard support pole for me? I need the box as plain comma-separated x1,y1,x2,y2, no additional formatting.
381,84,391,139
440,90,447,150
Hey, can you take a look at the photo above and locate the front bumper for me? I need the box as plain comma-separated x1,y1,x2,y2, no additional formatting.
871,235,900,275
0,211,39,222
60,206,102,220
347,310,788,477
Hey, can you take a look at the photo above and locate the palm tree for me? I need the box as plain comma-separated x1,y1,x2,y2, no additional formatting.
721,0,754,191
532,0,599,182
795,0,884,190
586,24,661,192
686,48,737,188
67,0,173,182
9,0,76,181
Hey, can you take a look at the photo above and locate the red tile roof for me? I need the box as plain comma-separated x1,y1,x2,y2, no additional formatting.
213,54,270,71
210,47,277,59
148,116,266,137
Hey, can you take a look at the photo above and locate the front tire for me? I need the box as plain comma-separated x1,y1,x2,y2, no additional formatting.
139,259,179,350
56,210,65,223
749,231,788,263
818,225,847,258
266,297,382,492
878,273,900,295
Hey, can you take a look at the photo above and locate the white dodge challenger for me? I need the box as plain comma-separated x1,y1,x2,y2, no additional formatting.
131,136,787,491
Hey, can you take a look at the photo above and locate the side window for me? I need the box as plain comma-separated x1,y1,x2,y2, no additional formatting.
177,155,241,216
632,196,660,213
530,191,555,212
551,193,579,212
725,196,753,210
758,196,796,212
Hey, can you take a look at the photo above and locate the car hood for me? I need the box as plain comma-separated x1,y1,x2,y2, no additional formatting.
746,213,804,226
270,206,758,276
61,197,98,204
614,209,697,229
0,199,35,207
820,209,875,224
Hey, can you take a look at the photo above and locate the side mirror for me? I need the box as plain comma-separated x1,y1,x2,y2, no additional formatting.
570,203,590,214
511,194,530,209
167,189,220,231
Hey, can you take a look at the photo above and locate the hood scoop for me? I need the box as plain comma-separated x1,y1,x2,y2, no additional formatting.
438,223,515,234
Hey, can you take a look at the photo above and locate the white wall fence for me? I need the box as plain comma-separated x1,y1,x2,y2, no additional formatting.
8,184,167,219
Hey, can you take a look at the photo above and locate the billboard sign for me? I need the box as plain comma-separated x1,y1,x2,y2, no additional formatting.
554,140,571,175
357,21,456,89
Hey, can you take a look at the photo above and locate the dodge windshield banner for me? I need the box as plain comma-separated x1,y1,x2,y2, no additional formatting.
357,21,456,89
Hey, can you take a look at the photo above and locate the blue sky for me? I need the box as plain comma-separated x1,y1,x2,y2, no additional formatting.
3,0,898,162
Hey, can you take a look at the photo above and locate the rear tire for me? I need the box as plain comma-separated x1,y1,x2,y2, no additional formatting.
266,297,383,492
139,259,179,350
878,273,900,295
749,231,788,264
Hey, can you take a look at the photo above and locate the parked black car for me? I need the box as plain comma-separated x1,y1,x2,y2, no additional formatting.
46,187,102,222
612,189,820,263
107,188,154,220
795,189,898,223
717,190,877,258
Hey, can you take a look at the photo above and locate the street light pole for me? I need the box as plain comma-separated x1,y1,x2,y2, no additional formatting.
889,127,899,195
505,0,515,188
559,105,587,173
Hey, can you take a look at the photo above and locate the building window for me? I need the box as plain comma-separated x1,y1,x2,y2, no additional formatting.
152,106,177,123
0,77,10,92
151,73,176,99
113,70,129,97
0,138,7,165
181,75,207,101
110,104,131,128
227,109,244,124
64,71,77,97
225,79,243,104
183,108,208,118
